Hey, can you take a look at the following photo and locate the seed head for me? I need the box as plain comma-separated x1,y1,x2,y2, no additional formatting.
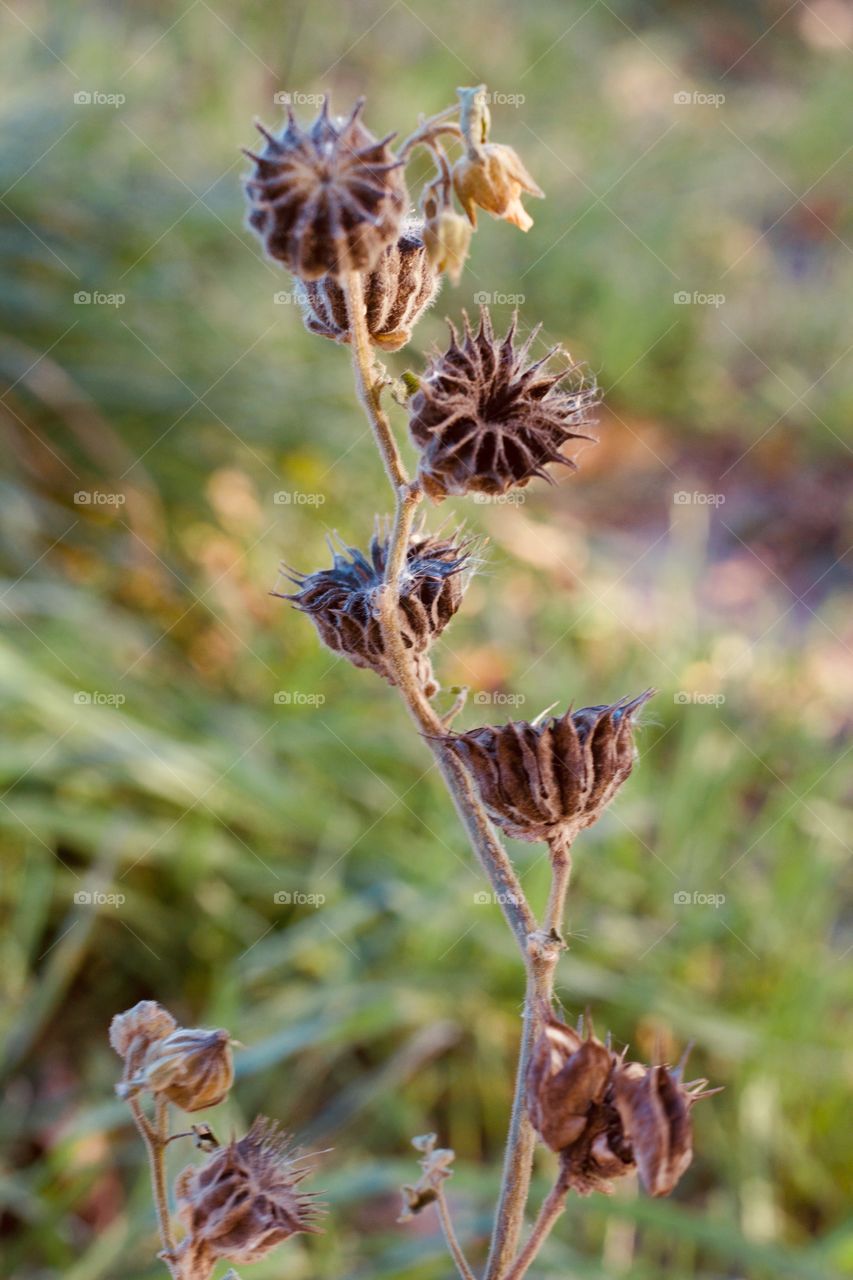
143,1027,234,1113
109,1001,177,1079
613,1057,719,1197
175,1118,322,1274
442,692,654,845
245,98,407,281
297,225,439,351
453,142,543,231
408,309,597,502
282,527,474,697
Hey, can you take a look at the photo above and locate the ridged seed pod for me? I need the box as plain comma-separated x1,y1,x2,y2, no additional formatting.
143,1027,234,1113
297,226,439,351
175,1118,322,1274
282,528,473,697
409,309,597,501
245,98,407,281
443,691,654,845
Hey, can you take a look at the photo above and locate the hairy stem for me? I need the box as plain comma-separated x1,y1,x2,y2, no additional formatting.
398,105,462,161
129,1094,178,1278
504,1164,571,1280
544,836,573,939
436,1187,478,1280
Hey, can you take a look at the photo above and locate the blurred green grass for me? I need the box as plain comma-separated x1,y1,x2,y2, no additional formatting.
1,1,851,1278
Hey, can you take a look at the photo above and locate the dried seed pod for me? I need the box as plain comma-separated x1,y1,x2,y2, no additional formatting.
527,1015,614,1152
143,1027,234,1113
613,1058,718,1197
282,527,474,697
452,142,543,231
408,309,597,501
245,98,407,281
398,1133,456,1222
297,226,439,351
422,202,473,285
443,691,654,844
175,1118,322,1274
109,1001,177,1079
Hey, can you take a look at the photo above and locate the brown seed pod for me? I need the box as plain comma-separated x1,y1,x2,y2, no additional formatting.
281,527,475,697
453,142,543,231
527,1015,614,1153
297,226,439,351
613,1057,719,1197
408,309,597,501
245,98,407,281
442,691,654,844
143,1027,234,1113
175,1118,322,1274
109,1001,177,1079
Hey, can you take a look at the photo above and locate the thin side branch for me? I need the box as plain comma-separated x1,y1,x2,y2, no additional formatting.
436,1187,478,1280
129,1094,179,1278
504,1164,571,1280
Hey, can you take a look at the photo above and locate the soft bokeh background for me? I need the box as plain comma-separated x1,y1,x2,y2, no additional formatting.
1,1,851,1277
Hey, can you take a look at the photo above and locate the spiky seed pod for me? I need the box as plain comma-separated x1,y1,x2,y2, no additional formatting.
453,143,543,231
613,1060,719,1197
244,98,407,281
143,1027,234,1113
109,1001,177,1079
442,691,654,845
297,226,439,351
175,1118,322,1275
527,1015,614,1153
282,528,474,697
408,309,597,501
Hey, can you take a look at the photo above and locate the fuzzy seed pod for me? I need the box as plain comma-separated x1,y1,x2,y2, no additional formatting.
109,1001,177,1079
526,1015,717,1198
408,309,597,501
175,1118,322,1275
297,226,439,351
443,691,654,845
143,1027,234,1113
245,98,407,281
453,143,543,231
282,527,474,697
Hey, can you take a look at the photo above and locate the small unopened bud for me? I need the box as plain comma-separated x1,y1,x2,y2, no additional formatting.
398,1133,456,1222
453,143,543,231
109,1001,177,1078
422,205,472,285
144,1027,234,1113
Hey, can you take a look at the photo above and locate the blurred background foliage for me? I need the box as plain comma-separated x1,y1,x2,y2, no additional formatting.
1,0,851,1277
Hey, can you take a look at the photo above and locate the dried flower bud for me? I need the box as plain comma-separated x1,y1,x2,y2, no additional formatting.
109,1001,177,1078
245,98,407,281
175,1118,322,1275
613,1058,719,1197
527,1016,613,1152
282,527,474,697
398,1133,456,1222
443,691,654,845
453,143,543,231
408,309,597,502
297,226,439,351
422,202,473,285
143,1027,234,1112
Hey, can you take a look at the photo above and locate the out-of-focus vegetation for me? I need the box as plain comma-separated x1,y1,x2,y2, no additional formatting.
1,1,851,1277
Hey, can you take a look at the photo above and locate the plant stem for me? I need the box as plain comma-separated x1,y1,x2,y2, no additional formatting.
436,1187,478,1280
398,105,462,161
346,271,409,491
504,1164,571,1280
129,1094,178,1277
544,836,573,939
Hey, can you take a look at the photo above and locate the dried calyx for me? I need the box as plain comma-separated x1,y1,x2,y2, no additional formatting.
297,225,440,351
282,526,476,697
409,309,597,502
175,1118,323,1276
453,85,543,231
527,1013,718,1197
245,97,407,281
398,1133,456,1221
442,692,654,845
111,1001,234,1114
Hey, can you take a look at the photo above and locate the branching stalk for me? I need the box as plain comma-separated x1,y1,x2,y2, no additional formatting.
129,1094,179,1278
504,1163,572,1280
436,1187,478,1280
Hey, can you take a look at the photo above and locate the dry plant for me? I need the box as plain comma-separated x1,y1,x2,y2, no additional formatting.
110,84,717,1280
